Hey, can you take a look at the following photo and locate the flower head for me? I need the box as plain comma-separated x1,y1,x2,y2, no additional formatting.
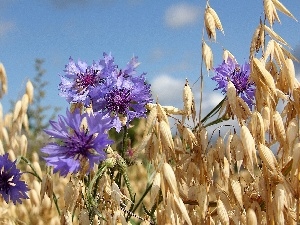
90,55,152,131
41,109,113,176
212,58,255,108
59,53,117,106
0,153,29,204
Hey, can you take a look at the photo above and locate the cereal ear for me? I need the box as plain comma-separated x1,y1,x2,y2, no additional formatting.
207,6,224,34
272,0,297,22
202,40,213,71
204,8,216,41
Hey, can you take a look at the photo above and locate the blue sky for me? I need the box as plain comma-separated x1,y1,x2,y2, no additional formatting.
0,0,300,120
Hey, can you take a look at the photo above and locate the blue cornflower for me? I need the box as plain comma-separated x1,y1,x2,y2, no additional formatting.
212,58,255,108
0,153,29,204
59,53,117,106
90,55,152,131
41,109,113,176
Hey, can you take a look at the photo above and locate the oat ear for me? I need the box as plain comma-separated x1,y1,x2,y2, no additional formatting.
202,40,213,71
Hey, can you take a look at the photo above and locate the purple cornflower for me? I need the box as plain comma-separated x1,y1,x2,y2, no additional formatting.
0,153,29,204
59,53,116,106
41,109,113,176
212,58,255,108
90,55,152,131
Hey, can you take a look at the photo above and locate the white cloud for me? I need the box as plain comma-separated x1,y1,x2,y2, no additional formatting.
151,74,224,112
165,3,201,28
199,92,224,111
151,74,184,106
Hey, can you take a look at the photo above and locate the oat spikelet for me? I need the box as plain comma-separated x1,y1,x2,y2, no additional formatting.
252,58,277,95
264,0,280,26
231,134,244,173
21,94,29,114
230,176,243,209
286,118,298,152
246,208,258,225
183,79,193,120
272,0,297,22
250,23,264,57
207,6,224,34
225,133,233,164
197,184,208,220
19,134,27,156
284,58,296,93
150,172,161,207
13,100,22,121
261,106,271,132
223,49,236,63
258,143,278,172
26,80,34,103
0,63,7,98
236,96,252,120
157,103,169,125
227,81,237,113
264,39,275,61
273,111,286,144
40,174,53,204
204,7,216,41
250,111,265,144
216,136,225,162
279,44,300,63
144,105,157,136
160,120,174,151
183,126,197,149
163,106,185,115
264,25,288,46
163,163,179,197
291,141,300,176
173,193,192,225
273,41,285,67
240,125,256,172
202,40,213,70
274,183,285,224
217,198,229,225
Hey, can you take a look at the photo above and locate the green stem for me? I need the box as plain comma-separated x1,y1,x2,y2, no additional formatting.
116,125,128,188
123,172,135,202
121,125,128,158
203,114,229,128
200,96,226,124
88,164,107,195
132,182,153,214
126,182,153,221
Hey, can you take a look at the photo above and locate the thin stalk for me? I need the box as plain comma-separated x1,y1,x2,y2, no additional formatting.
88,164,107,195
203,114,229,128
121,125,128,158
201,97,226,124
132,182,153,215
